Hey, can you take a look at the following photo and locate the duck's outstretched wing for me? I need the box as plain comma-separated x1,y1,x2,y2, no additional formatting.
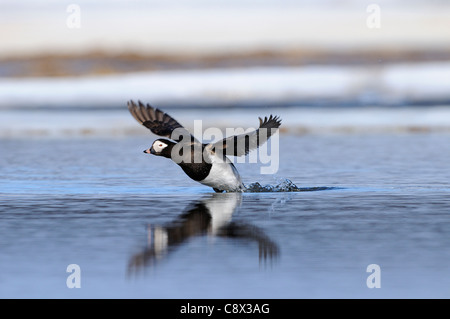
209,115,281,157
128,100,198,143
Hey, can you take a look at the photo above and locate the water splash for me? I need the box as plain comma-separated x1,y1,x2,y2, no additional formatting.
244,179,334,193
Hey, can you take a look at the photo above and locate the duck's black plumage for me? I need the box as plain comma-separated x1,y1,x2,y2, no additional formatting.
128,101,197,143
217,115,282,156
154,138,213,181
179,162,212,182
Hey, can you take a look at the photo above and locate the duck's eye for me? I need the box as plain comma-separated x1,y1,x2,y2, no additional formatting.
159,144,163,147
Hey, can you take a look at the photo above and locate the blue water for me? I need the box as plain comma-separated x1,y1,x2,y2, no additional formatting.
1,134,450,298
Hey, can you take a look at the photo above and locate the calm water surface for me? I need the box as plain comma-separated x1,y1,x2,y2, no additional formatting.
1,134,449,298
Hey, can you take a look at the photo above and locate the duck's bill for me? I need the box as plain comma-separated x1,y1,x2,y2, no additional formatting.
143,148,156,155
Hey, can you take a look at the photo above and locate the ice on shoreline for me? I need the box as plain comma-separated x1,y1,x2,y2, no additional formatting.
1,62,450,110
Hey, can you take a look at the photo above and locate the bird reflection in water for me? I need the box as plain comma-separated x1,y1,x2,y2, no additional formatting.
128,193,279,274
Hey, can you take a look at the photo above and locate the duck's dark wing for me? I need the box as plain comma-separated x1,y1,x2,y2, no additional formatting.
128,100,197,143
209,115,281,157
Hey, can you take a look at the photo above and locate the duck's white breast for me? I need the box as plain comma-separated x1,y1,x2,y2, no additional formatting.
200,154,243,191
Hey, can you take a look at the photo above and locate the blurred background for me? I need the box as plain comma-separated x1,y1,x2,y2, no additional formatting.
1,0,450,137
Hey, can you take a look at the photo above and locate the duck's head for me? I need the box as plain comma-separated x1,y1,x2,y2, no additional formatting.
144,139,174,158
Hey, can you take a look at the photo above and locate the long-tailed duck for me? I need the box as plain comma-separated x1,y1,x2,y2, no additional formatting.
128,100,281,192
